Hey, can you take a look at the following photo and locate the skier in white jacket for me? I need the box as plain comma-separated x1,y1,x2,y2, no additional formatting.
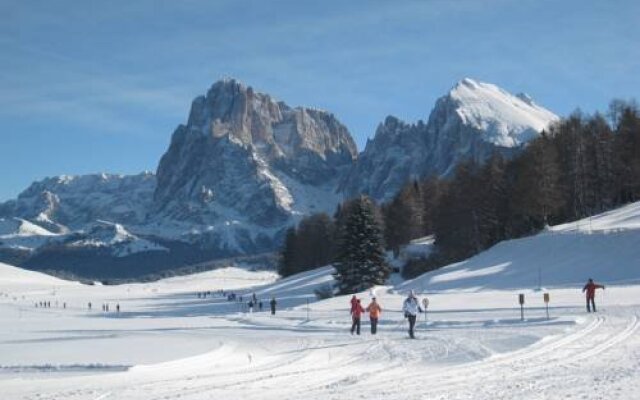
402,290,423,339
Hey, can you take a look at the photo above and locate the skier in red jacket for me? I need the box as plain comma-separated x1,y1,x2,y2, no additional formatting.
350,295,358,313
582,278,605,312
350,299,365,335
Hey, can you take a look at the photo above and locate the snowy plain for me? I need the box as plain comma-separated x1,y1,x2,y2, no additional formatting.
1,203,640,399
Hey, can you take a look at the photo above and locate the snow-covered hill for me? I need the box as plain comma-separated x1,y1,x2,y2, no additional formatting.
399,201,640,292
0,261,76,287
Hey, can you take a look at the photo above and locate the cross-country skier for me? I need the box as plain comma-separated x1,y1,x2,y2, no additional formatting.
350,295,358,313
582,278,605,312
366,297,382,334
270,297,277,315
402,290,424,339
351,299,365,335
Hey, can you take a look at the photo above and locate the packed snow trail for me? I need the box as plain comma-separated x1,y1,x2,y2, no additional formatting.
4,294,640,400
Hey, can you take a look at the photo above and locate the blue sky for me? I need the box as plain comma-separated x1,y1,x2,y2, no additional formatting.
1,0,638,201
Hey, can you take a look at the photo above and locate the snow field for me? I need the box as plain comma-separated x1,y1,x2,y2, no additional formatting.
1,202,640,399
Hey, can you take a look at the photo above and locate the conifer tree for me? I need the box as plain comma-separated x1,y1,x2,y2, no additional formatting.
278,227,298,277
334,196,390,294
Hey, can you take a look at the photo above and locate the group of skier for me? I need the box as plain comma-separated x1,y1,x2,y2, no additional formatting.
100,303,120,312
248,296,278,315
34,300,66,309
33,300,119,313
349,295,382,335
348,279,605,339
350,290,424,338
218,290,278,315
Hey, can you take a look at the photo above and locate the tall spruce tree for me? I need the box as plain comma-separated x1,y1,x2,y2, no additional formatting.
334,196,390,294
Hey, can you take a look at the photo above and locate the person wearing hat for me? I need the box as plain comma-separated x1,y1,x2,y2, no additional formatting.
402,290,424,339
582,278,605,312
366,297,382,334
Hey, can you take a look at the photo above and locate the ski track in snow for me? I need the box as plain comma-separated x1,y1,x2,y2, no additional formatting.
9,310,640,400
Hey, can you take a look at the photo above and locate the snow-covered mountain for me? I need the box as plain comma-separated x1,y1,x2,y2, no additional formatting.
340,78,558,201
0,172,156,232
0,78,558,278
0,80,357,277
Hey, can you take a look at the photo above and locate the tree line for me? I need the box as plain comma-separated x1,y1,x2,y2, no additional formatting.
279,100,640,285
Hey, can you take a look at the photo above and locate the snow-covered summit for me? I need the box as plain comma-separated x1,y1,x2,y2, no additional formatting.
448,78,558,147
341,78,559,201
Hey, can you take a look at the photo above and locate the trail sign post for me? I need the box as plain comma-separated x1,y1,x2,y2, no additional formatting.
544,293,550,320
422,297,429,325
519,293,525,321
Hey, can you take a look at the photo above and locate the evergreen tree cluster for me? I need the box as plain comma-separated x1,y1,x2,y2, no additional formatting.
278,196,390,294
277,213,336,278
279,99,640,282
398,100,640,277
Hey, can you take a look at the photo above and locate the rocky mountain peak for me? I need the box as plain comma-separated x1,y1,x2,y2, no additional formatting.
341,78,559,201
152,78,358,252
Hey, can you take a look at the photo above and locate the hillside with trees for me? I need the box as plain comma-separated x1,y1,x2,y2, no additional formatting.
279,100,640,284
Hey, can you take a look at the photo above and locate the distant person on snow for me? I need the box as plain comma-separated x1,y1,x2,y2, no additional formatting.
270,297,277,315
350,299,365,335
366,297,382,335
402,290,424,339
248,300,254,313
582,278,605,312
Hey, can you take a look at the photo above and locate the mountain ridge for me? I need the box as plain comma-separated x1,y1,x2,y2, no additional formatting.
0,77,558,278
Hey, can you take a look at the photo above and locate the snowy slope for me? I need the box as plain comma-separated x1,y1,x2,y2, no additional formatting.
69,221,168,257
0,218,59,251
0,262,75,287
3,194,640,400
399,202,640,293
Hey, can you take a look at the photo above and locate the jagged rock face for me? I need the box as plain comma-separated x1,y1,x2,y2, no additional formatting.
0,173,155,231
153,79,357,227
341,78,558,201
339,116,429,202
